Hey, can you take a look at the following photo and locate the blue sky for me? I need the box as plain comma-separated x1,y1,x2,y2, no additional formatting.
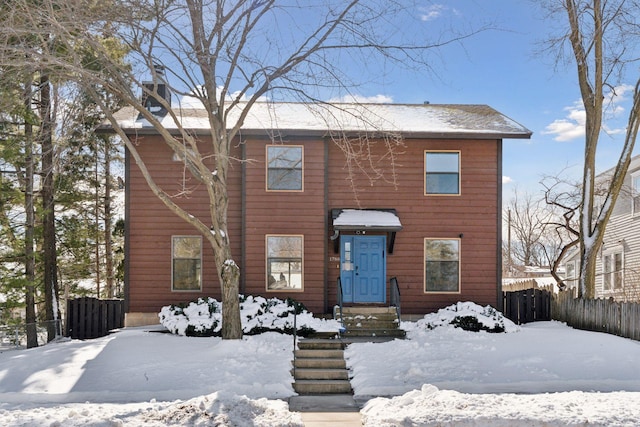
334,1,637,199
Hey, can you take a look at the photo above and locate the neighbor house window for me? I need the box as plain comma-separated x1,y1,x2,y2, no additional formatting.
266,235,303,291
425,151,460,195
632,172,640,215
603,251,623,291
424,238,460,292
565,261,576,289
172,236,202,291
266,145,303,191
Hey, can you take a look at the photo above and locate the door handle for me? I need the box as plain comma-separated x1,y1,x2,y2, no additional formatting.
355,265,359,276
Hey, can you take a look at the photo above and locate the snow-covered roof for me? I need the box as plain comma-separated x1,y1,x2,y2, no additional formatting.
332,209,402,230
112,102,532,140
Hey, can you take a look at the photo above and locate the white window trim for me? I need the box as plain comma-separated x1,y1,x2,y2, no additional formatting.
631,171,640,216
602,247,624,292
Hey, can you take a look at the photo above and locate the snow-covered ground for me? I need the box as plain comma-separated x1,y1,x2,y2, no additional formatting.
1,305,640,426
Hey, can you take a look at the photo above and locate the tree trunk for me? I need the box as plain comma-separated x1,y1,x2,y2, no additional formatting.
220,258,242,339
579,242,598,299
24,78,38,349
39,74,61,341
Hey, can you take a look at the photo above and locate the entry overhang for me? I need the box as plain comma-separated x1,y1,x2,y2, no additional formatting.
330,208,402,253
332,208,402,231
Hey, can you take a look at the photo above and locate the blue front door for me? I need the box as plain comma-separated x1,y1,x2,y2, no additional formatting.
340,235,386,303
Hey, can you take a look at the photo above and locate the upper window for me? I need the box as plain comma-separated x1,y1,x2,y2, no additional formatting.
424,238,460,293
603,251,623,291
425,151,460,195
172,236,202,291
632,172,640,215
266,145,303,191
266,235,303,291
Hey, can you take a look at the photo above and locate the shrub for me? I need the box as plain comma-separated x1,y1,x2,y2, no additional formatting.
159,295,320,337
416,302,518,333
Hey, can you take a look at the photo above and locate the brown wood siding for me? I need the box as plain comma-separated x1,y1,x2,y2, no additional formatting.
242,138,327,313
126,135,242,313
327,138,500,315
127,132,500,317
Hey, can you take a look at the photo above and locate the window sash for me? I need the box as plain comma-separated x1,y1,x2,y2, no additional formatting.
266,235,303,290
267,146,303,191
424,239,460,292
425,152,460,195
632,174,640,215
172,236,202,291
614,253,623,289
603,255,612,290
603,252,623,291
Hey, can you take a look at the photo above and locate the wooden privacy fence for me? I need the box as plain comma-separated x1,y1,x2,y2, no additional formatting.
66,297,125,339
503,288,551,324
552,292,640,341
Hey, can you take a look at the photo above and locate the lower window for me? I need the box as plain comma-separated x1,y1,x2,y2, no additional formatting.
603,251,623,291
266,235,303,291
172,236,202,291
424,238,460,293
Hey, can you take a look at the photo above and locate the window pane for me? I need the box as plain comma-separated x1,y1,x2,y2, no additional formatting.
173,259,201,290
268,169,302,190
172,236,202,291
425,152,459,194
267,235,303,290
267,146,302,190
603,255,611,290
425,239,460,292
614,253,623,289
173,236,201,259
426,173,459,194
426,152,459,172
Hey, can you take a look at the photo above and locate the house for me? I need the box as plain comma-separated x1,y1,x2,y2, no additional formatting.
563,154,640,301
114,101,531,326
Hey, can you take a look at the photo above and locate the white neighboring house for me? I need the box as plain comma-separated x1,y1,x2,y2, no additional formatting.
563,154,640,301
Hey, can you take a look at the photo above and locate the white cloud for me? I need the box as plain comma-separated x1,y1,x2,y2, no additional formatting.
327,94,394,104
502,176,513,184
419,4,446,22
543,85,633,142
542,101,586,142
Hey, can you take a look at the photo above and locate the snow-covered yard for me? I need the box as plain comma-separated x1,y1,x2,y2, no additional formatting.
1,303,640,426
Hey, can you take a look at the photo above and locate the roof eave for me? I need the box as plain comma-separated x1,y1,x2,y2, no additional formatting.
102,125,533,140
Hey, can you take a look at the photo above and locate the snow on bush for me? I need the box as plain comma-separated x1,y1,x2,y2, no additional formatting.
159,295,339,337
414,302,520,333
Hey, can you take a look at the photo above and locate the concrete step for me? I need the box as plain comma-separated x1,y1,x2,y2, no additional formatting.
298,339,345,350
341,312,398,319
293,368,349,380
293,380,352,394
341,328,406,338
294,357,346,369
295,349,344,359
342,320,400,329
341,306,397,315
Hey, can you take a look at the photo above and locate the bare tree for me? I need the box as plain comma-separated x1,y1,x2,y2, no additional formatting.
0,0,485,338
543,0,640,298
504,188,557,269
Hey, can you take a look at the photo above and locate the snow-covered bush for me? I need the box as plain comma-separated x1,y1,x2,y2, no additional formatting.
415,302,519,333
159,295,337,337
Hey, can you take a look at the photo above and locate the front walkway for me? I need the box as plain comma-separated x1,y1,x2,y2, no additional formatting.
289,395,361,427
